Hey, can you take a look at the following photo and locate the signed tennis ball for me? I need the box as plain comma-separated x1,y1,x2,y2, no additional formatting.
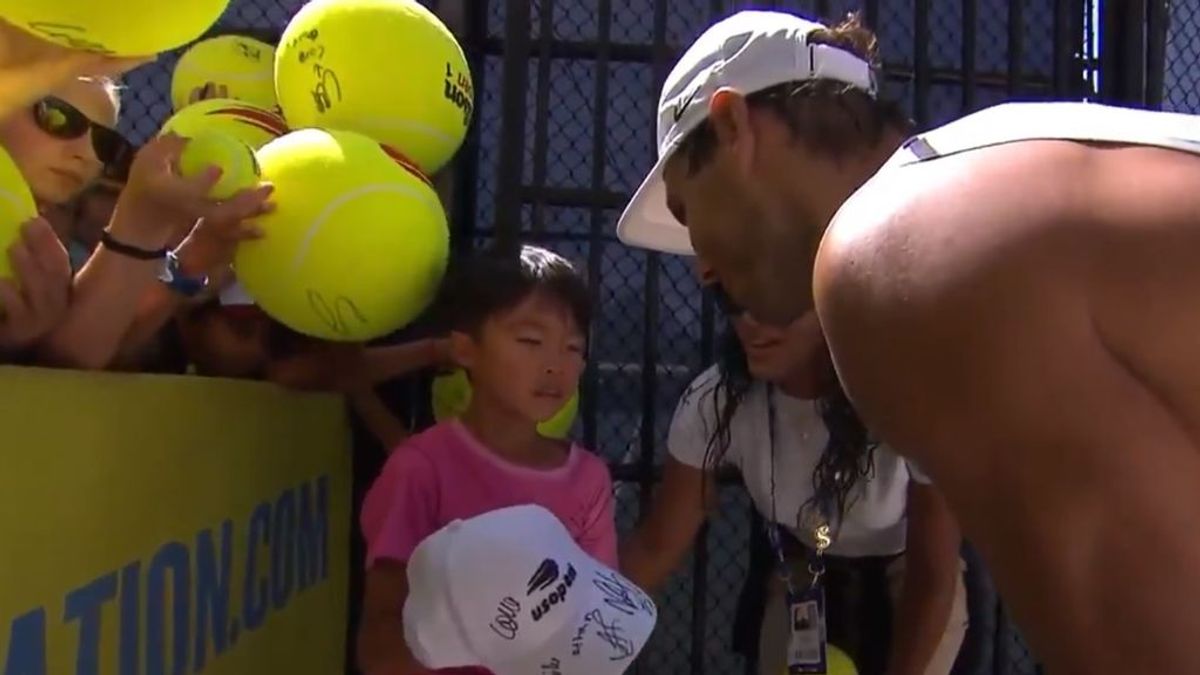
0,0,230,56
233,128,449,341
274,0,473,174
171,35,278,112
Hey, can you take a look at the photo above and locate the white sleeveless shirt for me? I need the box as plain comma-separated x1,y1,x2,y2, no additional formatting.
887,101,1200,169
668,366,929,558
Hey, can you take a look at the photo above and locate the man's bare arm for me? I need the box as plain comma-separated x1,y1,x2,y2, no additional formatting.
813,148,1200,674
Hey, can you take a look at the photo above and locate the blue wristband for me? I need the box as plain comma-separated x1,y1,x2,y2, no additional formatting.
157,251,209,298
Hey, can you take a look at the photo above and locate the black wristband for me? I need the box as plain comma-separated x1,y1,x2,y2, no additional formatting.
100,230,167,260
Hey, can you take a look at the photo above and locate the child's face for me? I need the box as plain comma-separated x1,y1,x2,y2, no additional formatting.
455,291,586,426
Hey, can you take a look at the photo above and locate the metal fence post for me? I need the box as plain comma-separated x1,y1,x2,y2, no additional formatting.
494,0,532,252
1098,0,1170,108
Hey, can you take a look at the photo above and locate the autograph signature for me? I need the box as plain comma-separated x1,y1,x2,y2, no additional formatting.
579,609,635,661
489,596,521,640
592,570,655,618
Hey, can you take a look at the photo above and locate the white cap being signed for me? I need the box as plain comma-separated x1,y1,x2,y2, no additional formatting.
615,10,876,255
404,505,658,675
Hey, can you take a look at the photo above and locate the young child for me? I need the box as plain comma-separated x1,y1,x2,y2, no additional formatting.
356,244,618,675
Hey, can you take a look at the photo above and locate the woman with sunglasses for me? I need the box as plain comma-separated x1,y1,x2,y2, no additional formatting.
0,74,273,370
620,282,968,675
0,77,119,364
31,130,271,370
0,77,123,211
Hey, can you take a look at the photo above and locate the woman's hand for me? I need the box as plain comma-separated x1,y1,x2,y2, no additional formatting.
110,134,273,256
173,185,273,276
0,217,71,356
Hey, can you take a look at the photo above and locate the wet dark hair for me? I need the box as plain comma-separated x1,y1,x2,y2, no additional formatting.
701,328,878,530
437,244,591,337
680,13,912,174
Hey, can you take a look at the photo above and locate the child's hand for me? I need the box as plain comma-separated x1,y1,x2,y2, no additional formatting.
0,217,72,355
428,337,455,369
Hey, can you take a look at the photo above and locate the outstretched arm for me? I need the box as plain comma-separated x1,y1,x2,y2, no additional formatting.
620,457,714,593
888,483,961,675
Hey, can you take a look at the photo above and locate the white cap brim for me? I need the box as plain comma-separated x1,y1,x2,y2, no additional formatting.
615,152,695,256
615,11,877,258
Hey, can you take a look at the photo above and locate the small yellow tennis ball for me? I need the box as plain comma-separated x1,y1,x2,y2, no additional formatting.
828,645,858,675
178,131,260,200
160,98,288,151
0,0,230,56
431,369,580,439
0,146,36,282
171,35,278,112
234,128,449,341
274,0,474,175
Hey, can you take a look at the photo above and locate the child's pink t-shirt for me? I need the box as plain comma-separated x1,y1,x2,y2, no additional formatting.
360,421,619,674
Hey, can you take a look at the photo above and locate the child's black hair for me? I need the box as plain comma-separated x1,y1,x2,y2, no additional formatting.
437,244,590,336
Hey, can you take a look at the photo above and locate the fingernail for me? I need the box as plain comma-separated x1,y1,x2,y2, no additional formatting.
259,183,275,195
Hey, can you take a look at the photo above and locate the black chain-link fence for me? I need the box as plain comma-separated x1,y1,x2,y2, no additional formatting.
1164,0,1198,113
469,1,1093,674
108,1,1135,673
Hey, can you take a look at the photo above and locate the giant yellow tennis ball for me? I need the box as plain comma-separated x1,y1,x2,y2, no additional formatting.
431,369,580,439
274,0,474,174
0,0,230,56
171,35,278,112
178,131,260,199
0,146,37,282
160,98,288,150
234,128,449,341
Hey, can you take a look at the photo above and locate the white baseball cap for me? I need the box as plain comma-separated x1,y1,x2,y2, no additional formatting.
404,505,658,675
615,11,877,255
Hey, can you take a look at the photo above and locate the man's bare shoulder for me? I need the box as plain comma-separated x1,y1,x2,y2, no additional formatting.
821,140,1200,302
814,139,1200,457
813,143,1115,452
816,144,1079,353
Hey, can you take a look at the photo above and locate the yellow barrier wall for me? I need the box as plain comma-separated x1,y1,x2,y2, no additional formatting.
0,367,352,675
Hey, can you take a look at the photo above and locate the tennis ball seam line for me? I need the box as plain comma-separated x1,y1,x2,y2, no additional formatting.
330,115,458,145
379,146,432,188
289,183,443,274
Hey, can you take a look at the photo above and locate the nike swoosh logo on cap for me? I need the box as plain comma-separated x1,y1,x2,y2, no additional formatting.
672,87,700,123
